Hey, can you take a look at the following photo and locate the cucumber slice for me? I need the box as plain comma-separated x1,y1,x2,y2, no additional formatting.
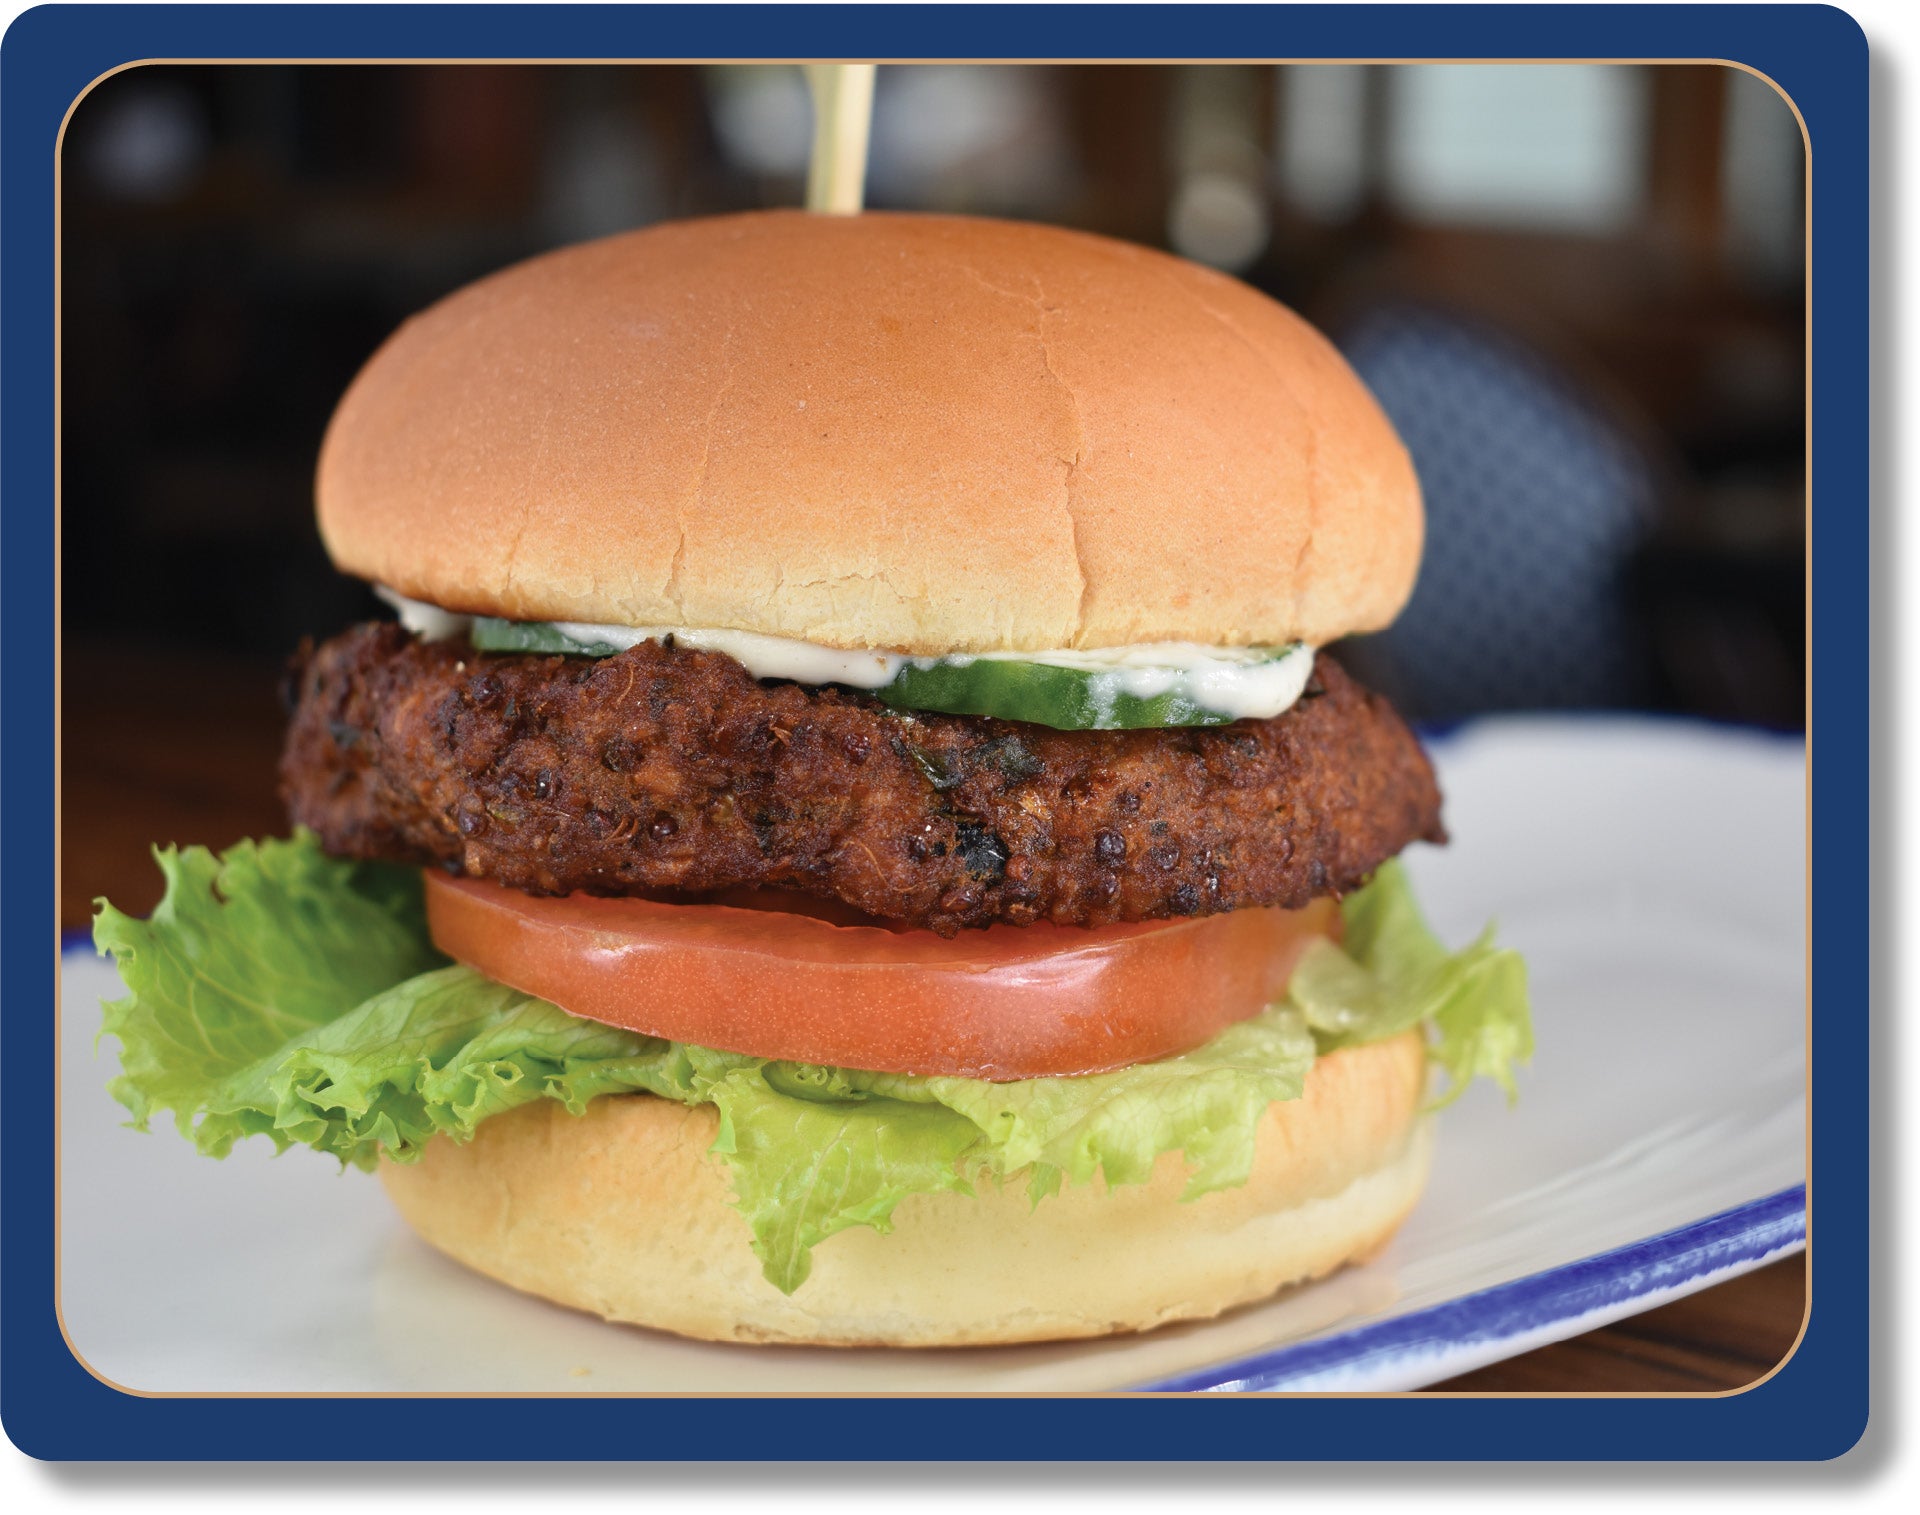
874,658,1241,729
469,617,628,657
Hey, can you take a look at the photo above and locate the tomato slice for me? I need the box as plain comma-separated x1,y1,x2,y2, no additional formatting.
425,872,1338,1081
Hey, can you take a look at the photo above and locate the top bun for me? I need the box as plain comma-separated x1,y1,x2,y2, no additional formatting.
317,211,1420,655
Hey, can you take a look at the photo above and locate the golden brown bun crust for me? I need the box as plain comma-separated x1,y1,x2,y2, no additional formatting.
378,1030,1430,1347
319,211,1421,655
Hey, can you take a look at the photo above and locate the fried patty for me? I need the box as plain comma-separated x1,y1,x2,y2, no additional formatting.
282,624,1444,935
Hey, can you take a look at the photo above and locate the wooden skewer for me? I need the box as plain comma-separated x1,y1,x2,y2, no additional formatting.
805,64,877,215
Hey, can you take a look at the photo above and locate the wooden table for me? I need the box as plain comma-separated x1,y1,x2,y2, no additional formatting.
60,641,1806,1392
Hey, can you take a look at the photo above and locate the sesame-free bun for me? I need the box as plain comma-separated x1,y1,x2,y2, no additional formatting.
377,1030,1429,1347
318,212,1420,656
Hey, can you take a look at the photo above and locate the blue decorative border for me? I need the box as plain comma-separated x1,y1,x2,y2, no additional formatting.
1142,1187,1808,1393
10,3,1864,1462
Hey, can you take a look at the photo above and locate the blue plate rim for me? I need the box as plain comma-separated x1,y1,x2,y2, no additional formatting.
1135,1183,1808,1393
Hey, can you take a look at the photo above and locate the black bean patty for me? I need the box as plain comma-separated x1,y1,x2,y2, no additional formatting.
281,624,1445,935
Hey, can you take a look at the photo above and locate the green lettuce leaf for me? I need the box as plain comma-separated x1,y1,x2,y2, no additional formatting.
92,833,449,1147
1286,859,1533,1106
94,835,1529,1294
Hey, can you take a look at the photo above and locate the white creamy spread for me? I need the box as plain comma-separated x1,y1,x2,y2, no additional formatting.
375,588,1317,722
554,622,904,690
933,643,1318,724
378,588,903,687
374,588,472,644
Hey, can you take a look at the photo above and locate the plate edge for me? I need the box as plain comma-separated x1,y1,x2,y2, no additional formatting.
1136,1184,1808,1393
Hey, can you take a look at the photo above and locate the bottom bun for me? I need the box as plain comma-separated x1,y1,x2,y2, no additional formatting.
379,1029,1432,1347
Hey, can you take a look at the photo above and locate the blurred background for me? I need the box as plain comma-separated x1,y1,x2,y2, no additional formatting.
61,62,1806,919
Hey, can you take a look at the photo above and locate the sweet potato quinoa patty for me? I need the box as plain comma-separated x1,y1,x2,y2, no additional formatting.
282,624,1444,936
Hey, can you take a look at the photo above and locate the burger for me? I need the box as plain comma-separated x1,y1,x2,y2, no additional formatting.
95,211,1531,1348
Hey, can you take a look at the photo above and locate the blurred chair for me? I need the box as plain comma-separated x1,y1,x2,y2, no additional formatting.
1334,302,1659,719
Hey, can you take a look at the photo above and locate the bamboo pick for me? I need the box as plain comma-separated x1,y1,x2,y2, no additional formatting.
804,64,878,215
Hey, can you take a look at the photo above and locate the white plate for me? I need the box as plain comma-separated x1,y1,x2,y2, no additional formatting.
58,715,1807,1393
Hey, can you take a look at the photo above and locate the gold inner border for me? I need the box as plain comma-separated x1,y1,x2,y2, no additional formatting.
52,56,1816,1405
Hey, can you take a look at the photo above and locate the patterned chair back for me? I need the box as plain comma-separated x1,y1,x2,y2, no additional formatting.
1338,303,1657,717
